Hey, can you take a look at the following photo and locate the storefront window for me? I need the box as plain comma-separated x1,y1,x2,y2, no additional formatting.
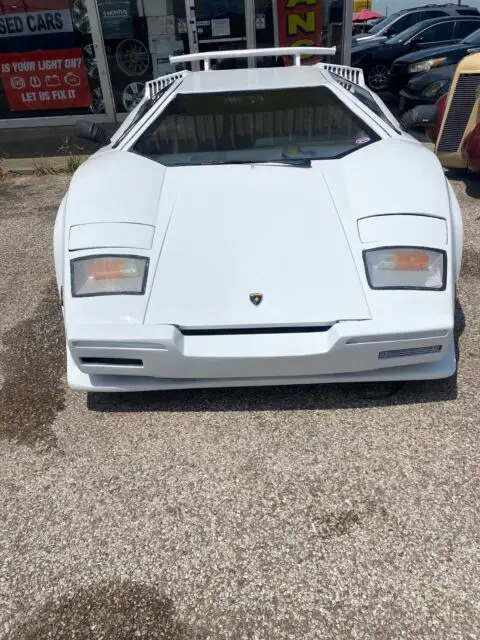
95,0,189,114
256,0,345,65
0,0,105,118
0,0,349,122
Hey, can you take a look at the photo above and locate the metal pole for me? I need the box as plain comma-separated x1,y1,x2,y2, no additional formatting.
245,0,256,67
184,0,200,71
84,0,116,122
341,0,353,64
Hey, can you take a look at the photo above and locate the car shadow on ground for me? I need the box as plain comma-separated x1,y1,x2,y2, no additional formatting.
445,168,480,199
87,301,465,414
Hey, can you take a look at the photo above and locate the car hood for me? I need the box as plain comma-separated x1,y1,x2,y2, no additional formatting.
395,42,469,65
65,142,450,328
352,41,403,57
144,164,372,328
407,64,456,90
351,42,383,55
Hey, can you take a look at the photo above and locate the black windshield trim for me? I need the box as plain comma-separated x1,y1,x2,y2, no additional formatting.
112,82,177,149
328,71,401,133
130,85,381,165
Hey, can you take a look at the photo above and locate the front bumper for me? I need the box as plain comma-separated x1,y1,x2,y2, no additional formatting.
398,89,438,112
388,72,411,94
66,321,455,392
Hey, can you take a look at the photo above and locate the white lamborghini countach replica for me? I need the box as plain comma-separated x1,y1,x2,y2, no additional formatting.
54,47,463,392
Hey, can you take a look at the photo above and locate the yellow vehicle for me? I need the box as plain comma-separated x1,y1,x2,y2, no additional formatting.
402,52,480,173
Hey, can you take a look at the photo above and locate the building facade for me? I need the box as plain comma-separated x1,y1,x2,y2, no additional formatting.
0,0,352,128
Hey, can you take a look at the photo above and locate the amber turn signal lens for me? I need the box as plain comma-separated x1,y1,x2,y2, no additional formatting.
394,251,429,270
89,259,127,280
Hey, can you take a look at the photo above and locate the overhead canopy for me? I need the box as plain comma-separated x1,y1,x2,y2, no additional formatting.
352,9,384,21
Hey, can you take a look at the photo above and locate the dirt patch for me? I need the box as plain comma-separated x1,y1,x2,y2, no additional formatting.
0,181,15,198
0,281,65,449
461,247,480,279
0,175,68,220
315,510,361,539
2,582,204,640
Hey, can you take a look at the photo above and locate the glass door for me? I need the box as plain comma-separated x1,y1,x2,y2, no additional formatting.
188,0,249,69
257,0,349,65
93,0,190,116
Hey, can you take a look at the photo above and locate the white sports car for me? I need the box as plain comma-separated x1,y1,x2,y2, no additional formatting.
54,47,463,393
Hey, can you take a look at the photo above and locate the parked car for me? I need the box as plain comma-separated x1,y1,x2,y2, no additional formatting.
398,63,455,111
389,26,480,92
352,15,480,91
402,50,480,173
352,3,479,45
56,47,463,392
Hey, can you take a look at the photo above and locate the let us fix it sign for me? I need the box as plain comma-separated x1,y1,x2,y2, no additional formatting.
0,49,92,111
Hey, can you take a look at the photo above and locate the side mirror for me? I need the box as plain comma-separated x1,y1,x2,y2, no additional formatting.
400,104,438,130
75,120,111,146
409,35,423,46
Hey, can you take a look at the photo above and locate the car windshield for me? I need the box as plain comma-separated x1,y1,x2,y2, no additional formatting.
367,14,397,34
131,86,378,167
462,27,480,43
387,23,422,43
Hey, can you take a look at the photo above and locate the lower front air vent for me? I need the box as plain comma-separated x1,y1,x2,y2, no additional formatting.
80,357,143,366
379,345,442,359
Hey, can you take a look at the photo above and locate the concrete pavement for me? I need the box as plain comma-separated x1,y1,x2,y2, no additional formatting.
0,173,479,639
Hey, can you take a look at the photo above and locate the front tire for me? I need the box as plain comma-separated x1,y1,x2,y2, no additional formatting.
366,64,390,92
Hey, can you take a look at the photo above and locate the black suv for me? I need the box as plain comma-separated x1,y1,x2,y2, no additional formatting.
351,15,480,91
352,3,479,45
388,25,480,92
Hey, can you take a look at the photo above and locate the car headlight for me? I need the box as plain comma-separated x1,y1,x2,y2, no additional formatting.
421,79,448,98
408,57,446,74
71,255,149,297
363,247,446,290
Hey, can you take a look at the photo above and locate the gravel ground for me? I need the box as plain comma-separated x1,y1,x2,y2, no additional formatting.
0,172,479,640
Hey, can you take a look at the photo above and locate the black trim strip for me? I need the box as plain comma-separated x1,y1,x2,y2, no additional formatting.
179,326,333,336
80,357,143,366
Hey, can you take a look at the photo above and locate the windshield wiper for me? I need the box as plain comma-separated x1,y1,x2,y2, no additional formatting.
196,158,312,168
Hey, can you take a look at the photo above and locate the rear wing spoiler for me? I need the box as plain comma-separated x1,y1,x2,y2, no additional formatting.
142,47,365,105
168,47,365,88
170,46,336,70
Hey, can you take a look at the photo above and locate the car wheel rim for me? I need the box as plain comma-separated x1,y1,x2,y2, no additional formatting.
71,0,90,34
116,39,150,76
122,82,145,111
90,87,105,114
83,46,98,78
368,65,389,91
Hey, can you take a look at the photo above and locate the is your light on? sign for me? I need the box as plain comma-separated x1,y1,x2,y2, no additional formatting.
0,48,92,110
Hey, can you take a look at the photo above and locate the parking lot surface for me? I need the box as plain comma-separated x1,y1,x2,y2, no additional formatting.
0,173,479,640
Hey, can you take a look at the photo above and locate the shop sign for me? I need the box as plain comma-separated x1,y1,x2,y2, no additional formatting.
0,48,91,111
0,0,73,39
353,0,372,11
97,0,133,39
275,0,323,65
148,35,184,78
